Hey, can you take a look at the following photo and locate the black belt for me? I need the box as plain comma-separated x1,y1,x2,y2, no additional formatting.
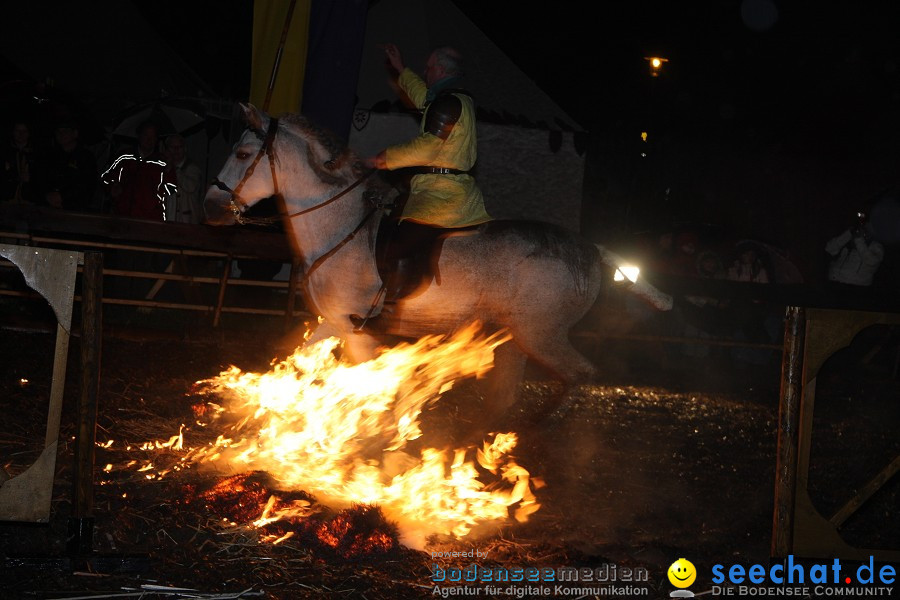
419,167,469,175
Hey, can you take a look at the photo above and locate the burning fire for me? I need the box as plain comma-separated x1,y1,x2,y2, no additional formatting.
111,322,542,549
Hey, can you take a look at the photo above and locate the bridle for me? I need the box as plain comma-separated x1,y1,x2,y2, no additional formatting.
210,116,384,283
210,118,281,225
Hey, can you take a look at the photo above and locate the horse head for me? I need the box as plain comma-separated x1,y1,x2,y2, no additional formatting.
204,103,278,225
204,103,364,226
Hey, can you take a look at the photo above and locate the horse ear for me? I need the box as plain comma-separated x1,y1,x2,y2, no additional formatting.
240,103,265,131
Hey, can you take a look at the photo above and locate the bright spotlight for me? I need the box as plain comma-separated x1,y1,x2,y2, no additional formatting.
614,265,640,283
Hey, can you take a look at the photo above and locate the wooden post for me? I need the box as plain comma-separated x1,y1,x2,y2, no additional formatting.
771,306,805,559
212,257,232,327
68,251,103,556
285,260,301,330
263,0,299,112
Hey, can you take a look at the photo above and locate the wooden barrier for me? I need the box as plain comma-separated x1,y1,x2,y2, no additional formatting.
1,204,311,329
772,307,900,562
0,244,83,522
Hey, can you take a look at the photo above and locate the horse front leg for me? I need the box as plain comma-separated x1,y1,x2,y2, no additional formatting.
279,318,382,363
436,341,528,447
476,340,527,425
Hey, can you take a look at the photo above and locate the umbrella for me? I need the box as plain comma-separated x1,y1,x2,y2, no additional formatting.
112,97,207,140
735,239,805,284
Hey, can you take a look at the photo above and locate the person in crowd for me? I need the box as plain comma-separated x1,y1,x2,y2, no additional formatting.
162,134,203,224
823,211,892,374
725,242,777,366
824,214,885,290
680,249,727,358
672,230,702,276
34,120,99,212
1,119,37,203
101,120,175,221
726,242,770,283
351,44,491,333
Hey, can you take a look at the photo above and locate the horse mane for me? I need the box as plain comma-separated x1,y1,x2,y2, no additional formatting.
483,220,599,296
278,114,370,186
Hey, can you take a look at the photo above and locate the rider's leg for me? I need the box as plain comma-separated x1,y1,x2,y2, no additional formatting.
351,220,439,333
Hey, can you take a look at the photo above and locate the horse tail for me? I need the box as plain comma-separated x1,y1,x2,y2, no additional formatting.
595,244,673,311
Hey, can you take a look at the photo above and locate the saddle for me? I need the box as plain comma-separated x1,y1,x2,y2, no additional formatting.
374,213,482,302
374,216,444,302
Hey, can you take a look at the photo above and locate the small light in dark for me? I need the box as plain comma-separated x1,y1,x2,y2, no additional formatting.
644,56,668,77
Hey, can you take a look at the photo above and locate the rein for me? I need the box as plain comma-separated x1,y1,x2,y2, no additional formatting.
211,117,387,284
210,118,281,225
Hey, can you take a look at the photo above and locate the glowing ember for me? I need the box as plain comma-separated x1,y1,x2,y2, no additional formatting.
114,322,542,548
316,505,398,558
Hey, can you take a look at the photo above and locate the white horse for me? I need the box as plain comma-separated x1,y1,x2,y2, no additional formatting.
204,104,670,431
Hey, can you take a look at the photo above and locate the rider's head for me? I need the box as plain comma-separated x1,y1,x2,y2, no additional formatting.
424,46,463,87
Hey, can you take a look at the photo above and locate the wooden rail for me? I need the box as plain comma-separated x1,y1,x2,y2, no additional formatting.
1,204,311,330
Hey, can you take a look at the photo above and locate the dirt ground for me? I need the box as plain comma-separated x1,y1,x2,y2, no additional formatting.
0,305,898,599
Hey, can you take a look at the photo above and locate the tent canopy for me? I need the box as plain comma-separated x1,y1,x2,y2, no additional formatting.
356,0,584,132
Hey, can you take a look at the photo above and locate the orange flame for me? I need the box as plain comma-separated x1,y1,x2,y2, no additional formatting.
119,322,541,548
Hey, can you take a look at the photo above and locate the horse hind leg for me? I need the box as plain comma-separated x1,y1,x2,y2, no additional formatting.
481,325,596,429
476,341,527,422
423,341,527,447
511,323,598,385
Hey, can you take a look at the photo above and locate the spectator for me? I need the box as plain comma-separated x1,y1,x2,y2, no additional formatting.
824,217,884,289
681,249,728,358
33,120,99,212
101,120,175,220
727,242,769,283
1,119,37,203
162,134,204,224
823,213,891,373
664,230,701,277
725,242,777,366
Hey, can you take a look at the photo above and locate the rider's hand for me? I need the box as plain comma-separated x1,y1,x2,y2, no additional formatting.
362,153,386,170
379,43,404,73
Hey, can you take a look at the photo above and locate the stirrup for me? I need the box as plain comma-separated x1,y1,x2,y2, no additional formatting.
350,311,388,334
351,284,389,334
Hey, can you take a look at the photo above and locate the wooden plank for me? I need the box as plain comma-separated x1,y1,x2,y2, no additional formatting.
771,306,805,558
1,203,293,262
0,245,82,522
829,456,900,528
70,251,103,554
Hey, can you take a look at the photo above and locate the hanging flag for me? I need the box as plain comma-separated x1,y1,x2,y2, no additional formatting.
250,0,312,116
301,0,368,142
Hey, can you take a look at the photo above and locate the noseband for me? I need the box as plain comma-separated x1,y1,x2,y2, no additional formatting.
209,116,387,285
210,118,281,224
210,117,378,226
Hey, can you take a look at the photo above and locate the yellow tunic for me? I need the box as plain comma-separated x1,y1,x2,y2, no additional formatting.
382,68,491,227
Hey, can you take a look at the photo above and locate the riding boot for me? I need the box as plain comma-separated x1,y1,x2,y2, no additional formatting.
350,258,415,333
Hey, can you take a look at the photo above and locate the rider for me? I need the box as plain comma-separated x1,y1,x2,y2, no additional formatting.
351,43,492,333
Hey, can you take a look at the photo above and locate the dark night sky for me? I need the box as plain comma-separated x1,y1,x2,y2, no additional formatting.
446,1,900,283
453,1,899,149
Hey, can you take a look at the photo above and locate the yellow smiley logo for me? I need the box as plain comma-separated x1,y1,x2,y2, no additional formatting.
667,558,697,588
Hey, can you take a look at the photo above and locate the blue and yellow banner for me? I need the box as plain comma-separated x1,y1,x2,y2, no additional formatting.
250,0,312,116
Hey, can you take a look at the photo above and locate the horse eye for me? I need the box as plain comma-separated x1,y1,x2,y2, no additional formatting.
235,150,251,160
